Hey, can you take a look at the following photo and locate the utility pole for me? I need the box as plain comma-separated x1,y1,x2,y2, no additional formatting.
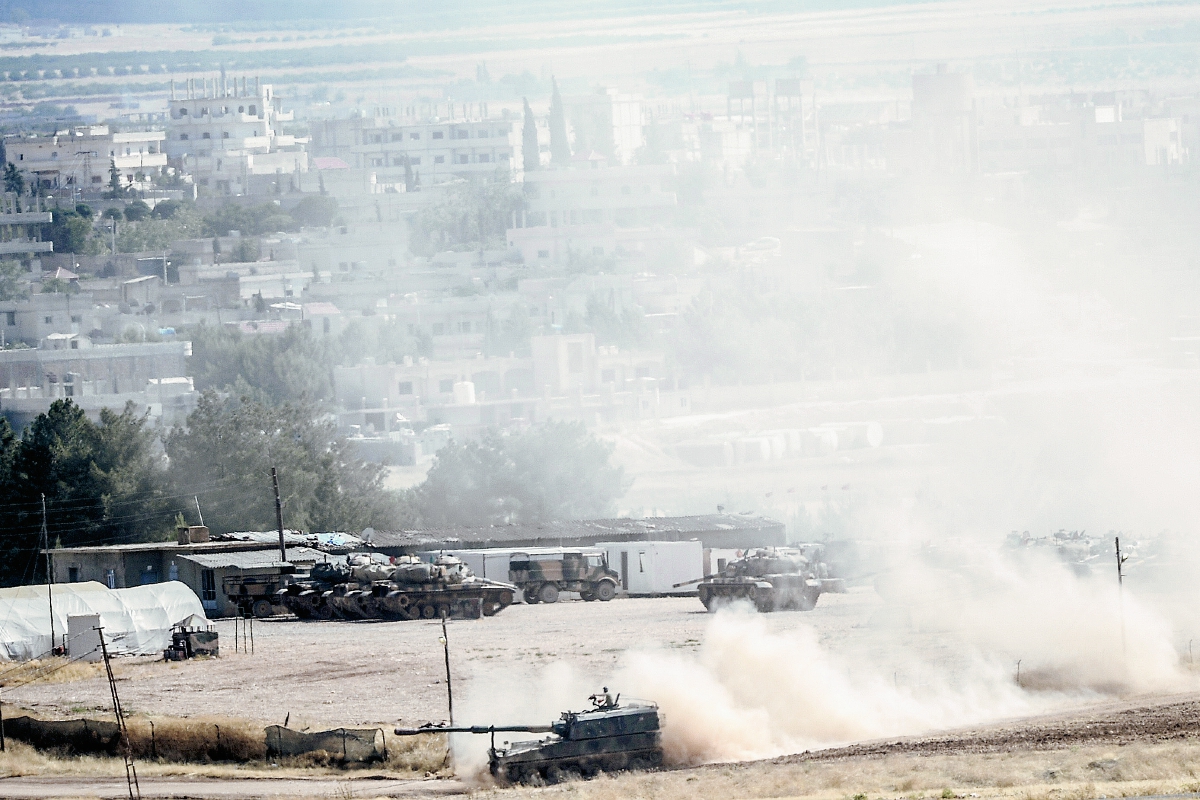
440,616,454,724
1115,536,1129,660
97,627,140,799
41,494,54,654
271,467,286,563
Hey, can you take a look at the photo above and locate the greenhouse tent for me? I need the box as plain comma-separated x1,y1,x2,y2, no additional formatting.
0,581,208,661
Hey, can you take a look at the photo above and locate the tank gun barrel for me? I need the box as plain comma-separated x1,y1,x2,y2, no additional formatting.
394,724,555,736
672,575,715,588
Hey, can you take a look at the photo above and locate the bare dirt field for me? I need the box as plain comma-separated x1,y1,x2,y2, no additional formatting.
4,585,1200,798
4,587,997,731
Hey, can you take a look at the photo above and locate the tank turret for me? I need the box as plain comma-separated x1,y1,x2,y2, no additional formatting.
277,553,516,621
695,547,825,612
394,691,663,785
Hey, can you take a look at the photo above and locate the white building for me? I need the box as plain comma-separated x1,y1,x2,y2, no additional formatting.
166,78,307,195
507,157,677,266
7,125,167,192
309,113,523,186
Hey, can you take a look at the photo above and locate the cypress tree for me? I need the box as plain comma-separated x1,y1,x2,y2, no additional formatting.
549,78,571,165
522,97,539,172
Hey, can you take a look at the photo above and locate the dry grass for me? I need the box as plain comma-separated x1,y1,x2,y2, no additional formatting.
472,740,1200,800
0,707,449,779
0,657,105,687
382,730,450,774
126,715,266,762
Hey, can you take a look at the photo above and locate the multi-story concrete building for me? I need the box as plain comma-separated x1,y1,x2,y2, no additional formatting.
166,78,307,195
0,292,95,347
507,157,678,266
0,339,196,429
309,112,523,186
6,125,167,192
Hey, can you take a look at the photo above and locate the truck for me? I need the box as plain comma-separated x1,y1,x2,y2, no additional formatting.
508,548,620,604
223,573,289,618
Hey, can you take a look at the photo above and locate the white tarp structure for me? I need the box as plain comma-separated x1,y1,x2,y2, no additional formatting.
0,581,208,661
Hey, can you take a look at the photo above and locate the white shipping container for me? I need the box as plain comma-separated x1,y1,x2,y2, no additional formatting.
596,540,704,595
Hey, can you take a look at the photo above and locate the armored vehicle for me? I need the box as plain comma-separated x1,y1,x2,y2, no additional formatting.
695,547,826,612
277,554,516,620
394,691,662,785
509,548,620,604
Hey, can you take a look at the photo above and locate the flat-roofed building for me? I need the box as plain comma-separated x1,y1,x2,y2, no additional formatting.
7,125,167,192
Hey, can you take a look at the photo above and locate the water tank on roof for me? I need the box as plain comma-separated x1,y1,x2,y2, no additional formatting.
453,381,476,405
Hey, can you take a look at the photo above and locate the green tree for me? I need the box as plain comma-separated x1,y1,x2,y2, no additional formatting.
117,204,203,253
44,208,93,254
414,421,625,526
203,201,297,237
585,295,649,350
187,323,336,404
409,175,525,255
124,200,151,221
0,260,28,302
3,162,24,196
232,237,260,263
1,400,173,586
290,195,339,228
522,97,540,173
106,158,124,198
549,77,571,165
164,391,408,534
151,199,183,219
41,277,77,294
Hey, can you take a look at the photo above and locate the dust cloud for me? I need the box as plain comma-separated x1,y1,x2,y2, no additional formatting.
458,550,1194,769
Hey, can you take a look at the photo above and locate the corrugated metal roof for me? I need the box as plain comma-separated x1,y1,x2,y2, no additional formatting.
368,514,784,549
176,546,328,570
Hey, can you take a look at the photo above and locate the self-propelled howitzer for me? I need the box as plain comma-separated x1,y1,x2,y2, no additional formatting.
394,694,663,785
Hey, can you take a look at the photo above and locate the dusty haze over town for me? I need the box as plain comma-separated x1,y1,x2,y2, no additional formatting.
2,0,1200,798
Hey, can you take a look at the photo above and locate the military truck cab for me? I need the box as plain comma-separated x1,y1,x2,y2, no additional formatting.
509,548,620,604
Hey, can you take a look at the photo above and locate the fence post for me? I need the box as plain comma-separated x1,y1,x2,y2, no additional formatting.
149,720,156,759
214,723,220,759
342,728,347,762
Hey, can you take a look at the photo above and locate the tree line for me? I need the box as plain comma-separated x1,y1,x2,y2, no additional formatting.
0,390,627,587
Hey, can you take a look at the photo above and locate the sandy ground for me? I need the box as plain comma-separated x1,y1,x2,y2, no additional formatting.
4,589,980,730
6,588,1200,798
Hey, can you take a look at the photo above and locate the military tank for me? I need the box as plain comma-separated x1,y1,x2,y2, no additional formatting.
394,691,662,785
277,554,516,620
695,547,826,612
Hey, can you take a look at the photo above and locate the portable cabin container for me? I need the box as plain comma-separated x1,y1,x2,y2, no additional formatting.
595,540,704,595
